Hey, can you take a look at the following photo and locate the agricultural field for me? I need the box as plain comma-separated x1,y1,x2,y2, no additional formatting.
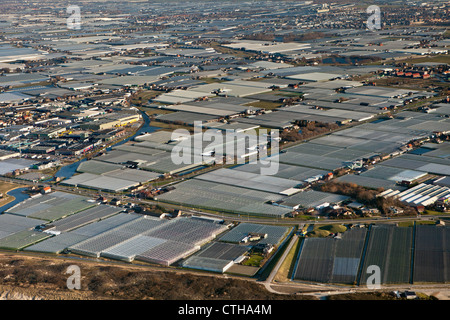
307,224,347,237
370,78,450,91
394,53,450,65
397,220,435,228
131,90,162,105
207,41,257,59
244,100,282,110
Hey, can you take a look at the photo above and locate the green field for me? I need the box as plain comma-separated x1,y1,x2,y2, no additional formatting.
397,220,436,227
307,224,347,237
395,54,450,65
242,253,264,267
207,41,257,58
244,100,282,110
131,90,162,105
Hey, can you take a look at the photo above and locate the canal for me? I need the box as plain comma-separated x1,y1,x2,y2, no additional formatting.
0,187,30,214
54,110,160,180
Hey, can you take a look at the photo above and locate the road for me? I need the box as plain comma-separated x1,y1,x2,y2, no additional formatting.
1,174,446,227
261,234,299,295
266,280,450,300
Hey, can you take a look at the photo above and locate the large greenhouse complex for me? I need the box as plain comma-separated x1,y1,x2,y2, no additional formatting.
293,224,450,285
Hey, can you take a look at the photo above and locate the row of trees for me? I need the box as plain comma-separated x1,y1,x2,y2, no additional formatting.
318,181,417,216
244,31,326,42
318,181,381,205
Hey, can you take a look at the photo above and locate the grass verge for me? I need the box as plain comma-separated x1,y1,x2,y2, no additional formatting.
273,236,302,282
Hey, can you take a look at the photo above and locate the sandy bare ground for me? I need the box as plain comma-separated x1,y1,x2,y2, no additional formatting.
0,284,93,300
0,249,446,300
0,251,314,300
